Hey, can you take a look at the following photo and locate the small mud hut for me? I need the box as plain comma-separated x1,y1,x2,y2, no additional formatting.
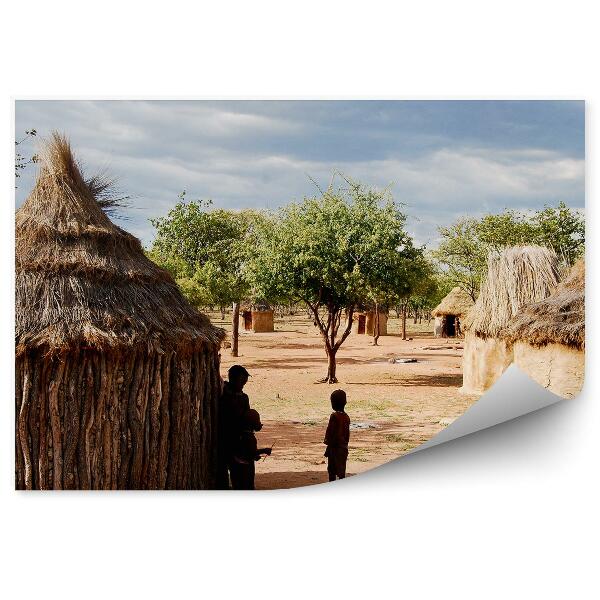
431,287,473,338
366,310,388,336
240,306,274,333
15,134,225,490
501,259,585,399
351,312,367,335
350,310,387,336
461,246,560,395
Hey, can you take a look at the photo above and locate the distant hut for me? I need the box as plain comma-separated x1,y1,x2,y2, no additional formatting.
349,310,387,336
431,287,473,338
365,310,388,336
501,260,584,399
15,134,225,490
351,312,367,335
461,246,560,395
240,306,274,333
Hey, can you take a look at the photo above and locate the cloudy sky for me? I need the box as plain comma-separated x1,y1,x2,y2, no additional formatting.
15,100,584,247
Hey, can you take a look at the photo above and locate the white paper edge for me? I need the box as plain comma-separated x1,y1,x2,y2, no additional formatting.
410,364,564,454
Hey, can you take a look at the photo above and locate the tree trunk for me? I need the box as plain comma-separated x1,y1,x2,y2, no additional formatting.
326,347,338,383
220,306,226,320
402,303,408,340
231,301,240,357
373,302,380,346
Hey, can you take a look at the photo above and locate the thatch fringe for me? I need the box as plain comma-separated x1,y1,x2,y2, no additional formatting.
502,259,584,350
464,246,560,339
431,287,474,317
16,133,225,355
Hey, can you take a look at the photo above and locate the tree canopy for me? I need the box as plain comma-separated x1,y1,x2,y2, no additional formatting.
149,194,266,309
248,180,420,381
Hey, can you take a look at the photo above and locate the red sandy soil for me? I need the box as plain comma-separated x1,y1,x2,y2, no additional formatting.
213,313,480,490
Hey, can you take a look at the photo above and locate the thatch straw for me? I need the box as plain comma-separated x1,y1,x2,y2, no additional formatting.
431,287,474,317
502,259,584,349
16,133,225,356
464,246,560,339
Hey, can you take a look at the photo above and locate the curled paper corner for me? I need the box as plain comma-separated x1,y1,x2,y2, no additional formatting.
410,364,565,455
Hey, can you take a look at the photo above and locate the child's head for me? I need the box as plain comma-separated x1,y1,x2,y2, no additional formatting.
243,408,263,431
228,364,250,392
330,389,347,411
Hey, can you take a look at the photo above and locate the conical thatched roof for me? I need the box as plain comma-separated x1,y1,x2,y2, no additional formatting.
16,133,225,356
431,287,474,317
502,259,584,350
464,245,560,339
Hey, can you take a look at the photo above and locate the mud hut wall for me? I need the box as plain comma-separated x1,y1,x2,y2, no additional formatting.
461,332,513,395
15,344,221,490
434,316,444,338
513,341,584,399
365,311,388,336
241,310,253,331
251,309,274,333
351,313,366,334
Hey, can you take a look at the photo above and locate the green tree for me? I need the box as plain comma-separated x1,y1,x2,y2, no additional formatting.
365,247,431,344
432,218,485,301
403,259,443,328
248,180,418,382
149,194,265,356
531,201,585,265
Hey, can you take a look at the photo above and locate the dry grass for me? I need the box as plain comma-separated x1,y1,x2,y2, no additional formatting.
502,259,584,349
431,286,474,317
15,133,224,355
465,246,560,339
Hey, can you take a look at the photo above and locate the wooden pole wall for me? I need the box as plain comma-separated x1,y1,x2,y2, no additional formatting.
15,345,221,490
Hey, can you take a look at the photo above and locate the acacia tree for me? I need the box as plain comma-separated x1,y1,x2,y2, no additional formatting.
363,244,428,345
388,254,436,340
149,195,263,356
248,181,416,383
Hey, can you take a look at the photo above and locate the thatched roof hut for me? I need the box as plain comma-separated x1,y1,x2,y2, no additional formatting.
432,287,473,318
15,134,225,489
461,246,560,395
500,259,584,398
431,287,473,337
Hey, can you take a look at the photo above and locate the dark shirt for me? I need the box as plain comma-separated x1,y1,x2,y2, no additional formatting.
219,382,250,456
232,430,261,464
324,411,350,449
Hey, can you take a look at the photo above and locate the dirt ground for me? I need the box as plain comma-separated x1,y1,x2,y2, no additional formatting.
212,312,480,490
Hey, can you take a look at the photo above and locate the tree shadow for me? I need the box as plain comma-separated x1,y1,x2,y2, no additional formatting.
242,356,377,370
252,342,318,351
347,374,463,387
241,357,324,370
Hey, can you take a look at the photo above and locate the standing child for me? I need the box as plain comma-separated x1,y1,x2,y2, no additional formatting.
324,389,350,482
230,409,272,490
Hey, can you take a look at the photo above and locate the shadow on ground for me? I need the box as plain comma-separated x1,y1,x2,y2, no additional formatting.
255,470,355,490
347,374,463,388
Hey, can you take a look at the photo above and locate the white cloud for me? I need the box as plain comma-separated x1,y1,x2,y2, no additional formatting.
15,101,584,247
